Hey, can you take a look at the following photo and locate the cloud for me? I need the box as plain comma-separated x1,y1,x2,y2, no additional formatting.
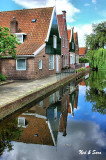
12,0,80,23
74,24,93,47
1,121,106,160
84,3,90,7
92,0,96,4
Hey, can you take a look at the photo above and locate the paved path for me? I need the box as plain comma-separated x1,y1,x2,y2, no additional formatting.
0,72,73,107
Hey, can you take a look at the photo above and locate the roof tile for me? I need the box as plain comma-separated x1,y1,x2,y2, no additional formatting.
0,7,53,55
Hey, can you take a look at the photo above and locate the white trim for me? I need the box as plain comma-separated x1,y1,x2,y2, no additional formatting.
33,43,46,56
17,55,35,58
22,113,47,119
46,120,56,146
15,33,27,35
45,7,55,42
57,15,61,39
16,59,26,71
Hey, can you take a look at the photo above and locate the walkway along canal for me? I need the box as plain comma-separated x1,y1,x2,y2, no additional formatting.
0,70,105,160
0,68,90,121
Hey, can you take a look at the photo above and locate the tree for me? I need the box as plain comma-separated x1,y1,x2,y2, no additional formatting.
79,57,89,63
85,71,106,114
0,27,20,58
0,119,23,156
86,48,106,69
86,21,106,50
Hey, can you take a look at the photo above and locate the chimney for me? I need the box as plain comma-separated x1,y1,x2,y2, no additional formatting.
10,17,18,34
62,10,66,19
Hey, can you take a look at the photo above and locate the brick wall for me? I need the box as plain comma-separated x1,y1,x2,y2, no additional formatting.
0,47,59,80
61,19,69,68
34,48,57,79
0,57,35,80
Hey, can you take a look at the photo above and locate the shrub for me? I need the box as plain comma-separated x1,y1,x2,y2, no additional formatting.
0,74,7,81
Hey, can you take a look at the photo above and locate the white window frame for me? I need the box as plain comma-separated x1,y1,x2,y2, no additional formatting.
18,117,26,128
49,55,54,70
53,35,57,49
39,59,42,69
16,59,26,71
63,38,64,47
15,33,27,44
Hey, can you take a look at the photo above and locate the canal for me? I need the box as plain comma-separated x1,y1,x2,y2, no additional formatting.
0,71,106,160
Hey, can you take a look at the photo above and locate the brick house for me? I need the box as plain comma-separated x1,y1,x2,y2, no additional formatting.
57,11,69,70
79,47,87,57
74,32,79,64
68,28,80,69
0,7,61,80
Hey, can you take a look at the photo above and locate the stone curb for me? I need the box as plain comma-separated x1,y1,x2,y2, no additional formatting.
0,68,90,121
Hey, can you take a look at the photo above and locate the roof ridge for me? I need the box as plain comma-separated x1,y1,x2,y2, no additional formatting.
0,6,54,13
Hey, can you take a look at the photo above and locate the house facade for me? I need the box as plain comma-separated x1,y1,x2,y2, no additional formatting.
68,28,80,69
57,11,69,70
0,7,61,80
67,28,75,69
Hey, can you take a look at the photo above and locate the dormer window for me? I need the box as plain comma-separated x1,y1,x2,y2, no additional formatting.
72,42,74,49
15,33,27,44
53,35,57,49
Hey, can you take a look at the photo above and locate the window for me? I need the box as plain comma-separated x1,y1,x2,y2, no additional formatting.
17,35,23,43
63,38,64,47
16,59,26,70
15,33,27,44
49,55,54,70
39,60,42,69
72,42,74,49
53,35,57,49
49,93,55,104
65,39,67,48
18,117,26,128
39,101,43,107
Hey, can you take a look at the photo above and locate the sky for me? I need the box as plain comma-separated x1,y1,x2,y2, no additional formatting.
0,0,106,47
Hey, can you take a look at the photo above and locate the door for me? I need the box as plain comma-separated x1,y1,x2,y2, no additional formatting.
56,55,59,73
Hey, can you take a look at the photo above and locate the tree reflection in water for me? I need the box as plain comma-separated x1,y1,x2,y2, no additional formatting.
0,119,23,156
85,71,106,114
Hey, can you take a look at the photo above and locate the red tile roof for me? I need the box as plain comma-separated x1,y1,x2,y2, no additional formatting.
74,33,77,42
67,30,71,41
0,7,53,55
79,47,86,55
57,14,64,37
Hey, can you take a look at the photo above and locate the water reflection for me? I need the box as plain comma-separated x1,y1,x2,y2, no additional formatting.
85,71,106,114
16,81,79,147
0,71,106,160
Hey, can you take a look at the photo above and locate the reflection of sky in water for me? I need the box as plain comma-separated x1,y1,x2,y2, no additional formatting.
69,85,106,132
0,83,106,160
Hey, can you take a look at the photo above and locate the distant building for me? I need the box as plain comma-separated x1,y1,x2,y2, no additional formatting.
79,47,87,57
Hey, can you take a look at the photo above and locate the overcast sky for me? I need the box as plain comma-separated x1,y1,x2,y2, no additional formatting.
0,0,106,47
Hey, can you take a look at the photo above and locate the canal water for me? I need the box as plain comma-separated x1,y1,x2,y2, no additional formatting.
0,71,106,160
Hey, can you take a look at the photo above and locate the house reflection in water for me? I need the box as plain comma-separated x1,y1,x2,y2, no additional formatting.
17,81,79,146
